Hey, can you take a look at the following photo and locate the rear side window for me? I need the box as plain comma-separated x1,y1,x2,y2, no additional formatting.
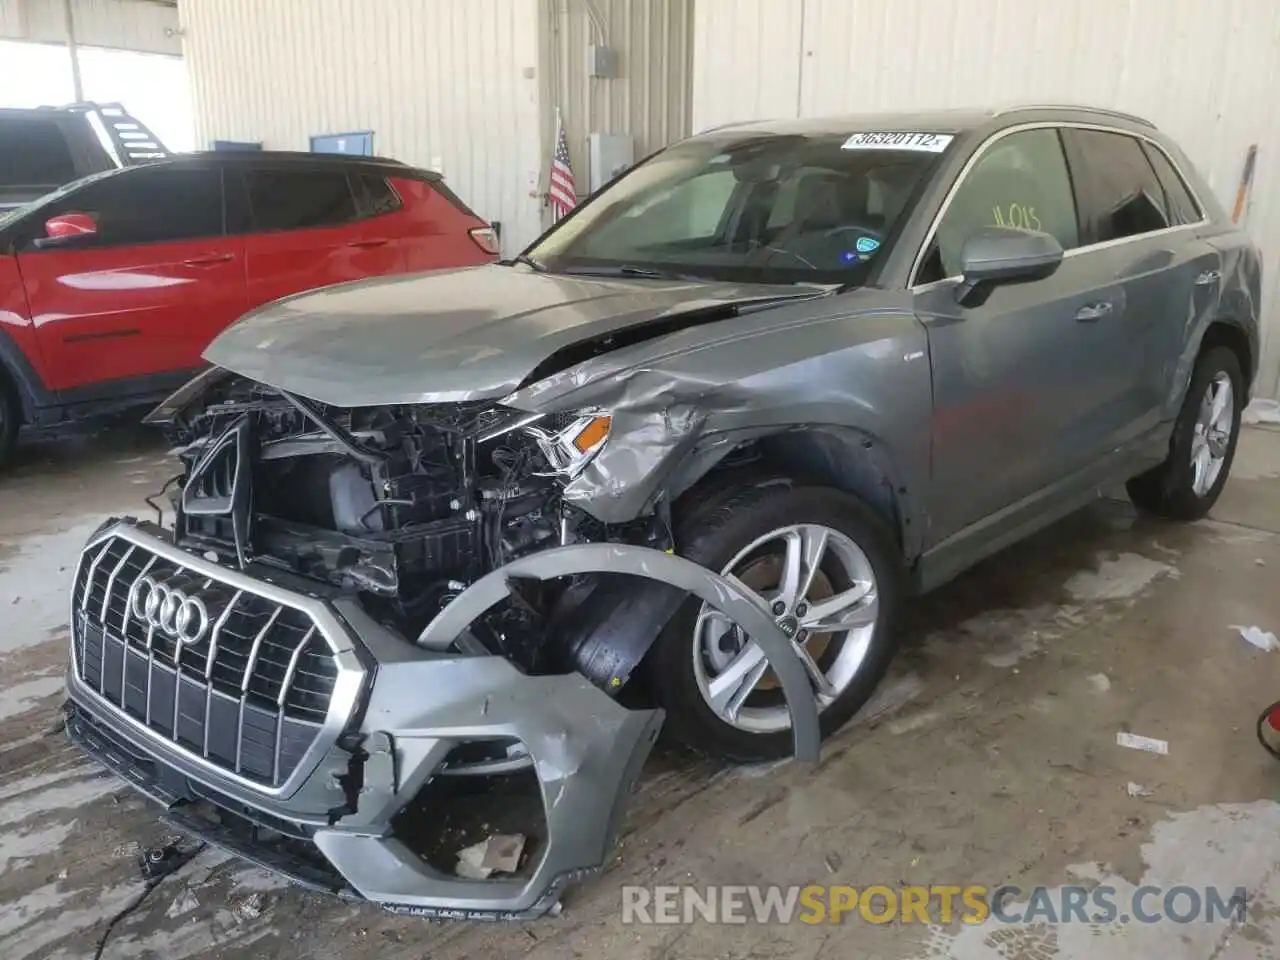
1065,130,1171,243
35,167,223,246
1141,143,1202,226
922,128,1080,281
354,173,401,216
246,169,358,230
0,118,76,186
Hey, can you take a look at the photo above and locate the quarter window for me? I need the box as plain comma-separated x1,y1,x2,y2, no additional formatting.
355,173,400,217
923,128,1080,281
1066,130,1171,242
246,169,358,230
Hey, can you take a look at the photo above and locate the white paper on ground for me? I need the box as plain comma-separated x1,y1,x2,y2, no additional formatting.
1231,624,1279,651
1243,399,1280,425
1126,781,1154,798
1117,732,1169,755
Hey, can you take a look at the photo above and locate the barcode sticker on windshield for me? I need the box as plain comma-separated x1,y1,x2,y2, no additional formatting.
841,132,954,153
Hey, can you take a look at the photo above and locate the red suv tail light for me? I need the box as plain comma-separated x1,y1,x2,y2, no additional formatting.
468,226,500,255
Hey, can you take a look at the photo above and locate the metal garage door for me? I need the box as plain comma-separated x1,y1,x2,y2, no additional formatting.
692,0,1280,398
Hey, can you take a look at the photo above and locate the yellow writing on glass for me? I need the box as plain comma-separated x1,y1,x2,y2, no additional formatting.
991,204,1042,231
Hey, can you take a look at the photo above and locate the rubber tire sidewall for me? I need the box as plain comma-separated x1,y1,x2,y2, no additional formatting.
1127,346,1243,521
0,370,18,467
647,483,905,762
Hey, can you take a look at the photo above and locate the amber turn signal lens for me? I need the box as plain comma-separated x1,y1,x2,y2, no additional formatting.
572,416,611,452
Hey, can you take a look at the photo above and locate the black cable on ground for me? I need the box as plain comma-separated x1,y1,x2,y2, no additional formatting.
90,842,207,960
1256,700,1280,761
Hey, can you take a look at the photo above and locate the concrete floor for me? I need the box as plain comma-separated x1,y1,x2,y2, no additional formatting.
3,421,1280,959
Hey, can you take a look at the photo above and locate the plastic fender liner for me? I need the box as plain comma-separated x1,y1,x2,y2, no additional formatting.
415,542,821,763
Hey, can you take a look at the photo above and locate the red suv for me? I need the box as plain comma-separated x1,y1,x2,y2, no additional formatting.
0,152,498,463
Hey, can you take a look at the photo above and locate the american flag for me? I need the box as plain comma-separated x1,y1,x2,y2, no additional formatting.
548,110,577,222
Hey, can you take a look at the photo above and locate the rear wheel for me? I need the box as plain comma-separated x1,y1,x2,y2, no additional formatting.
0,370,18,468
1127,346,1243,520
647,483,905,762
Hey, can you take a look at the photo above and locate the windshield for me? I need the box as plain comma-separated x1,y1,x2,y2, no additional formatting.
526,132,946,284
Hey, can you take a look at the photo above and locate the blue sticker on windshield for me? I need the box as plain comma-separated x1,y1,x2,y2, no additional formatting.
855,236,880,254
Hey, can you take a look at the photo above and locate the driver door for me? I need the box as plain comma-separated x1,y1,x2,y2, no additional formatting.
914,127,1123,542
16,165,246,393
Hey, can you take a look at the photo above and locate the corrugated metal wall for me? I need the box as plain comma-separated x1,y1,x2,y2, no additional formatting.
0,0,180,54
541,0,693,221
692,0,1280,398
177,0,545,252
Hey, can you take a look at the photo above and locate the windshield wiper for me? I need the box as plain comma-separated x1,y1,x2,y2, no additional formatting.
502,253,547,272
560,264,692,280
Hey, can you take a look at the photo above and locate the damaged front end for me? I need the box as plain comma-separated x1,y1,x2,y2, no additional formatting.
64,371,816,918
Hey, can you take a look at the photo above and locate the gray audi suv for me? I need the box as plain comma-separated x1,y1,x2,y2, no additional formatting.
64,104,1259,918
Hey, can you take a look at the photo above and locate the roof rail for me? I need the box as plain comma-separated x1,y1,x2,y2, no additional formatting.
40,101,171,164
995,103,1156,129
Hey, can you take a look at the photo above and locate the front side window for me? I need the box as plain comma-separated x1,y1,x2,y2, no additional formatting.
526,132,945,284
921,128,1080,282
32,167,223,247
1067,129,1171,243
246,169,357,230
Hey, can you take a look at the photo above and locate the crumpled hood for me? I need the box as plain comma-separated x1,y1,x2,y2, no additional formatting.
203,265,817,406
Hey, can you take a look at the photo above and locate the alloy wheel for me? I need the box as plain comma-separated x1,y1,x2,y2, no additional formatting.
1191,371,1234,497
691,523,879,733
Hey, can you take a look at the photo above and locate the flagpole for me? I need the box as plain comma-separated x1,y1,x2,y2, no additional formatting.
550,107,560,224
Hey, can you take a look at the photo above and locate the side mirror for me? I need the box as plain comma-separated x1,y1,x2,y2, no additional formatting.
955,226,1063,304
36,212,98,248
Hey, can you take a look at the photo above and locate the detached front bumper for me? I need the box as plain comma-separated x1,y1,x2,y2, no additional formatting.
65,519,663,920
65,519,817,919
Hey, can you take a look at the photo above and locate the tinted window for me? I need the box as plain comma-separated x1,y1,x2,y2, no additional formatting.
0,118,77,186
246,169,357,230
925,128,1079,280
1141,142,1201,226
527,134,942,284
36,167,223,246
355,173,401,216
1068,130,1170,242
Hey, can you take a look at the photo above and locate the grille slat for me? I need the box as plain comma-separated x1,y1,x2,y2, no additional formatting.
72,536,341,789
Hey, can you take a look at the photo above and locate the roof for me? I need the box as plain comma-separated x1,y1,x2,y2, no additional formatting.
693,103,1157,140
79,150,437,180
177,150,421,172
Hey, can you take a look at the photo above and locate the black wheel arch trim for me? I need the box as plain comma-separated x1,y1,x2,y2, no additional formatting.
0,325,54,421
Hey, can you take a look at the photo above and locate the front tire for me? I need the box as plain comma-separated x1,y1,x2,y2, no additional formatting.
1127,346,1243,521
0,370,18,468
646,482,905,762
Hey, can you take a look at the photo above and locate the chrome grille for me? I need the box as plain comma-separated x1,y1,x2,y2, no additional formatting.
72,531,346,789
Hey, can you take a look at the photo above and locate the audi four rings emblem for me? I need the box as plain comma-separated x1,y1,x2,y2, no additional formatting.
128,576,211,646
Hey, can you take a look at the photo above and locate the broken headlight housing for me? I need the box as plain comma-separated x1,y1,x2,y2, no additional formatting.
525,413,612,480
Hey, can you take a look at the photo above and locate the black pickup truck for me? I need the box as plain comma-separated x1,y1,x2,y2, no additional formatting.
0,102,169,213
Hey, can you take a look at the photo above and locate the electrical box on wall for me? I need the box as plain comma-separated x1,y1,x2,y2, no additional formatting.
587,44,617,78
588,133,633,193
310,131,374,155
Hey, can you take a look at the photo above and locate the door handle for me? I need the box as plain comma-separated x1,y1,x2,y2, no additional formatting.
1074,301,1114,322
1195,269,1222,286
347,238,390,248
183,253,235,266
